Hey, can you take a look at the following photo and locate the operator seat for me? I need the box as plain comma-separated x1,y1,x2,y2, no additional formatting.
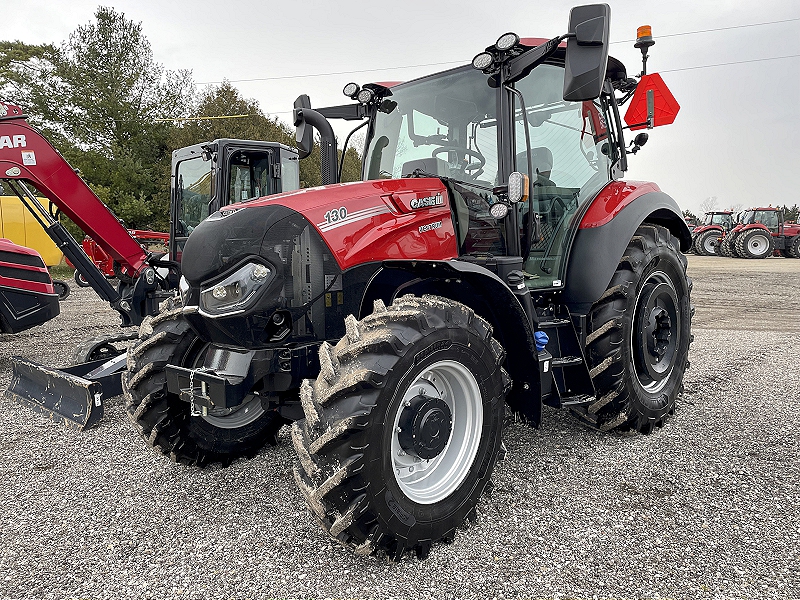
515,147,555,186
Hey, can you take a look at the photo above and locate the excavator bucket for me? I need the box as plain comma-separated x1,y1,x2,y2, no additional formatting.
4,355,125,431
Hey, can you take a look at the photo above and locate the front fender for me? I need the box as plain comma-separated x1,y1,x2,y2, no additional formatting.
363,260,543,425
563,190,690,314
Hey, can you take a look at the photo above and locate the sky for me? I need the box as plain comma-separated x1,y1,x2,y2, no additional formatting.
1,0,798,215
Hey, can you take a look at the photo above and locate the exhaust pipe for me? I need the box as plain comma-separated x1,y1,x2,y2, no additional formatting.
294,95,339,185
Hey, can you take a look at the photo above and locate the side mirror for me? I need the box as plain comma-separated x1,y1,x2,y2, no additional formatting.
293,95,313,159
563,4,610,101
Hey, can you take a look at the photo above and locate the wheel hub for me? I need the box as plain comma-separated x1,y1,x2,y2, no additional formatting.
632,272,680,393
398,395,453,460
647,307,672,359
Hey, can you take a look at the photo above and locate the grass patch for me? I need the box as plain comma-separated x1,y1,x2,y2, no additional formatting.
49,264,75,279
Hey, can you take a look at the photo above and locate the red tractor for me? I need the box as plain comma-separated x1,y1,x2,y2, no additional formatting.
0,238,59,333
720,207,800,259
118,6,693,560
69,229,170,287
690,211,733,256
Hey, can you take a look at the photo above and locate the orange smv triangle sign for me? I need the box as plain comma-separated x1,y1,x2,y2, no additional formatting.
624,73,680,130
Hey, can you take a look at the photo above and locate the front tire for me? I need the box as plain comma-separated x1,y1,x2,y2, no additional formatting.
584,224,692,433
292,295,507,561
123,308,290,466
694,230,717,256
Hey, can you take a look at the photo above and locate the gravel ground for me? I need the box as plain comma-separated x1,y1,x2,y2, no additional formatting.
0,255,798,600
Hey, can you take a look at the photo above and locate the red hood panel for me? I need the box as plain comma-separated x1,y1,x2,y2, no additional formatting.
244,179,459,270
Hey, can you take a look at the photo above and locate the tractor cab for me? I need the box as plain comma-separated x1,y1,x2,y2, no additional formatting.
359,60,615,289
700,211,734,230
170,139,299,261
742,208,781,232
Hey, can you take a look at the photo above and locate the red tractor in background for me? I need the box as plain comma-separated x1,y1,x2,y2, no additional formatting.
690,210,734,255
0,238,59,333
69,229,170,287
718,207,800,259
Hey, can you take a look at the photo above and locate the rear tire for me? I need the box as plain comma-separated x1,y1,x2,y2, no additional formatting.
718,236,733,257
789,235,800,258
292,295,507,561
736,229,774,259
584,225,692,433
123,309,290,467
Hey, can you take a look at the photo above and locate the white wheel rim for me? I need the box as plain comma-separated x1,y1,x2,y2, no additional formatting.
391,360,483,505
703,235,716,254
748,234,768,255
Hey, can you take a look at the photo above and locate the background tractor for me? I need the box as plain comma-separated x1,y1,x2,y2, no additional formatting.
691,210,733,256
121,4,693,560
719,207,800,259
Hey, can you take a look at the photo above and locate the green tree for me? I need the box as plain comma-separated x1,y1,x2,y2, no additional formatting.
782,204,799,223
1,7,193,230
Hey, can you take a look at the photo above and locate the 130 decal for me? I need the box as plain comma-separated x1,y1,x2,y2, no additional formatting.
324,207,348,224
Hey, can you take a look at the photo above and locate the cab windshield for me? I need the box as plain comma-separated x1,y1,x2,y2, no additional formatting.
176,157,212,235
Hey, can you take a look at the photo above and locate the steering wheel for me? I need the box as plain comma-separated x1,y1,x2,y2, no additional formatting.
432,146,486,179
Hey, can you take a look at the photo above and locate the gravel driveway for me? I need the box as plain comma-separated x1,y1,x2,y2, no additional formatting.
0,255,798,599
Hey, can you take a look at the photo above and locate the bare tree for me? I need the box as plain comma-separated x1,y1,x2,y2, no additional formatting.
699,196,718,214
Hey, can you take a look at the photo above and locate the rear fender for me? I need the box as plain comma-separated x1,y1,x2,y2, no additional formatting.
563,191,690,314
362,260,542,425
740,223,771,234
692,225,723,236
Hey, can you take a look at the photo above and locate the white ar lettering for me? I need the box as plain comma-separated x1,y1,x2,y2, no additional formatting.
0,135,27,149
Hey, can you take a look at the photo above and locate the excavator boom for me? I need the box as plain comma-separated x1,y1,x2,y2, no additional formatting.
0,102,148,278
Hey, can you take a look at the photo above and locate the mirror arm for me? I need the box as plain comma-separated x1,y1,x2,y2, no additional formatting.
503,35,568,85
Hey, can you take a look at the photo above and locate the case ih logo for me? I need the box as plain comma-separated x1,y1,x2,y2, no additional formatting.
410,193,444,210
0,134,27,149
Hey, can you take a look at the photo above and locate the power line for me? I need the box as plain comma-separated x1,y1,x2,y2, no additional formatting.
196,17,800,86
196,61,464,85
611,17,800,44
153,114,250,122
660,53,800,73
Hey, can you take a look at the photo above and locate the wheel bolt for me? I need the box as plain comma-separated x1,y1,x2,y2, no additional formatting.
395,426,402,433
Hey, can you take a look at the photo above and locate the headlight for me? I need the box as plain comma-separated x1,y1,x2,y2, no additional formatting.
199,262,273,316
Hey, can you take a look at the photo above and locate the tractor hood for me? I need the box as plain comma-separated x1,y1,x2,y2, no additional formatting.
182,178,459,284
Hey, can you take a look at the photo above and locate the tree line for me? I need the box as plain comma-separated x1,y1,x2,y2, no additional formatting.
0,7,361,233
